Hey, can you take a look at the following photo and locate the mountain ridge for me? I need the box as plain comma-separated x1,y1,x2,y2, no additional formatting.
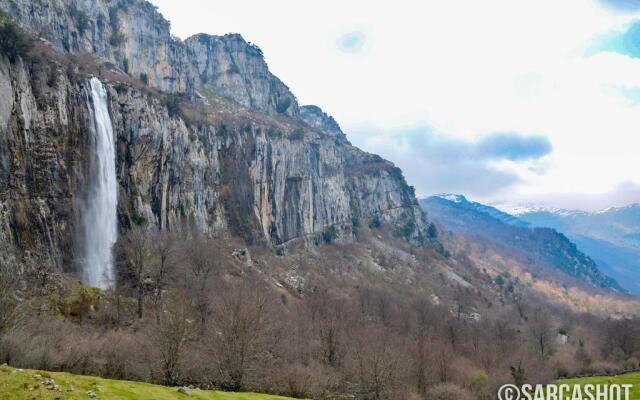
0,0,435,272
421,194,624,293
495,201,640,295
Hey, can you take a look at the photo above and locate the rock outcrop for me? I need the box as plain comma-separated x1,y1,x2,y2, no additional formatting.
0,0,435,271
0,0,299,116
300,105,350,145
186,34,299,117
0,0,194,92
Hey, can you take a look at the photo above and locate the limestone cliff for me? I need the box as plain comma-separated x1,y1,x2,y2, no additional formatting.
0,0,435,271
0,0,298,115
186,33,299,117
300,105,350,145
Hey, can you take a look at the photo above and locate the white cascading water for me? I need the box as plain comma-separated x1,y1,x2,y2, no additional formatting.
82,77,117,290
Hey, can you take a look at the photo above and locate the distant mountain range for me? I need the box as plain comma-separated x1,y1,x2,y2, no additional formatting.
434,195,530,228
421,195,625,293
496,203,640,250
492,203,640,295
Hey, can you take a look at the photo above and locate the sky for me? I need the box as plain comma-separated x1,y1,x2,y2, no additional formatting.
150,0,640,211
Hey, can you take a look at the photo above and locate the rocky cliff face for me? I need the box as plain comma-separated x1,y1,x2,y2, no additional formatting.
300,105,350,145
186,34,299,117
108,80,428,247
0,0,192,92
0,54,91,270
0,0,299,115
0,0,434,271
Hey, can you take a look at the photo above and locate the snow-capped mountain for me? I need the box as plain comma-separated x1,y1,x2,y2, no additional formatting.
494,203,640,250
491,201,640,295
432,194,530,228
420,194,623,292
491,203,589,217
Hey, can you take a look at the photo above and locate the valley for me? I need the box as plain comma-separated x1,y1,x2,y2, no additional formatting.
505,205,640,296
0,1,639,399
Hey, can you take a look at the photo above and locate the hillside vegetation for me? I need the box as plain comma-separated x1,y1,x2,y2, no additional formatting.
0,365,296,400
1,1,640,399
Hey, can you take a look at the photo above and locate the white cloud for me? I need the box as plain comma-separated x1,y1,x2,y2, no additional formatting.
150,0,640,209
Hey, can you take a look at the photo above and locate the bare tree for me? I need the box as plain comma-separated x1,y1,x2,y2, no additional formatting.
151,232,177,324
350,328,402,400
433,338,454,383
211,282,270,391
604,318,638,360
411,336,432,395
152,299,194,385
122,226,153,319
512,289,529,320
308,292,346,367
529,308,554,359
188,238,216,325
453,286,470,321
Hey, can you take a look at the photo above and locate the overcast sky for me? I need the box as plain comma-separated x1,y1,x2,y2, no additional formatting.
151,0,640,211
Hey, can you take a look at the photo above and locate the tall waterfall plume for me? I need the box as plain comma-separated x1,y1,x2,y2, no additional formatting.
82,77,118,290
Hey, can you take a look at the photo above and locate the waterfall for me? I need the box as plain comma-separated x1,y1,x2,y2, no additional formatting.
82,77,118,290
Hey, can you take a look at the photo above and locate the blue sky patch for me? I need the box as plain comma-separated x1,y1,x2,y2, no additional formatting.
476,133,553,161
590,20,640,58
599,0,640,12
337,31,366,53
351,127,552,197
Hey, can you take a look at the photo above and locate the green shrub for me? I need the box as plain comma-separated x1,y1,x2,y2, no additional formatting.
276,97,292,114
122,57,130,74
139,72,149,86
267,128,283,139
369,215,382,229
351,216,360,236
109,7,120,30
0,19,32,63
132,213,148,227
510,361,526,386
46,66,58,88
387,166,404,181
56,285,102,320
408,185,416,197
467,370,489,398
290,128,304,141
114,83,128,94
110,31,126,47
394,220,416,239
108,7,126,47
164,95,181,118
427,223,438,238
70,5,89,36
322,225,337,244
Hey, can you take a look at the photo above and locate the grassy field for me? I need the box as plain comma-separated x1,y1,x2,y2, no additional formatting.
0,365,297,400
555,372,640,397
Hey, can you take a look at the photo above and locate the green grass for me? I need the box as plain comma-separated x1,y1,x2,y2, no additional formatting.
0,365,297,400
555,372,640,398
